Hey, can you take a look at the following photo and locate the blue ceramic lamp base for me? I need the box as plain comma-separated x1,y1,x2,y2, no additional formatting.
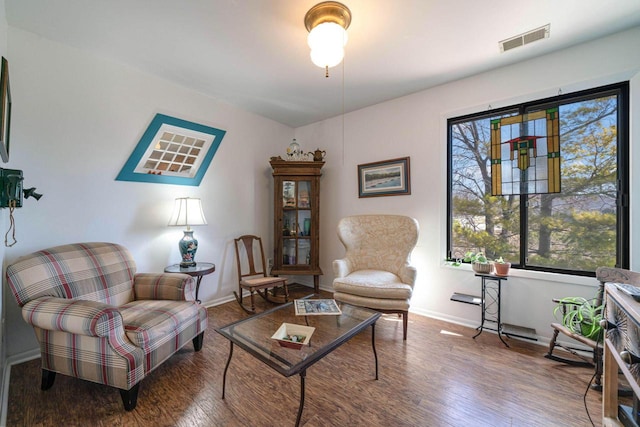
179,230,198,267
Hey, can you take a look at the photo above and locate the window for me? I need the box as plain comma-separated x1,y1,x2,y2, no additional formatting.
447,82,629,276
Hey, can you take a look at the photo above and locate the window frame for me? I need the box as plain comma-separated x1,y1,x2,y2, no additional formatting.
446,82,629,277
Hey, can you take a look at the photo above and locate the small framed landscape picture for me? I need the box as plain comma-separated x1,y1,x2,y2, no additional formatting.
358,156,411,198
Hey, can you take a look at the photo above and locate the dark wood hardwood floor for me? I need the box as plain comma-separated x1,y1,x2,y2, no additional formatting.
6,285,604,426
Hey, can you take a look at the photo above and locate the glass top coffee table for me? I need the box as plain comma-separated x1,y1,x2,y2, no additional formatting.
216,300,381,427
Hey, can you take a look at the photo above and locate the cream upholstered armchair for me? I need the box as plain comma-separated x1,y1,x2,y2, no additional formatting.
6,242,208,411
332,215,419,340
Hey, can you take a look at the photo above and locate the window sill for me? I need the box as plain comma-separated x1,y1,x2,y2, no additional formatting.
441,262,597,288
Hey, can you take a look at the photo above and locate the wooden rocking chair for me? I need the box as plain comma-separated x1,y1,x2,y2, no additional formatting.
233,235,289,313
545,267,640,391
545,299,603,389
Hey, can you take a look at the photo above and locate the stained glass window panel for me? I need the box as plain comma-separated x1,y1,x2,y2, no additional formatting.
490,108,560,196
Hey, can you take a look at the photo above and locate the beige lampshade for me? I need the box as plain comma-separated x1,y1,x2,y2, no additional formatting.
168,197,207,228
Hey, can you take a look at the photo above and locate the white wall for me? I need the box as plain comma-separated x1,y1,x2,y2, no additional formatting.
2,27,293,357
296,26,640,343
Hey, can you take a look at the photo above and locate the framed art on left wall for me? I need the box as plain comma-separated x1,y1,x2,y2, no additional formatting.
0,57,12,163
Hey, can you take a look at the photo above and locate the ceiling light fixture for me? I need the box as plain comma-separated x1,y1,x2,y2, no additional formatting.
304,1,351,77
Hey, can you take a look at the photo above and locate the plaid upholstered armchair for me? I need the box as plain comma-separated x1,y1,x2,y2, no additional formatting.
6,242,208,411
333,215,419,340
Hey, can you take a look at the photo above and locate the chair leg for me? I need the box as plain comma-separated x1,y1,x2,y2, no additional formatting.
120,383,140,411
41,369,56,390
261,284,289,304
546,328,560,357
402,312,408,340
593,347,603,390
250,290,256,312
233,281,244,307
192,332,204,351
233,290,243,305
256,288,271,302
234,289,256,314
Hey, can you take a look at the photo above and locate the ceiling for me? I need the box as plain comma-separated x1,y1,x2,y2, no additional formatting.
5,1,640,128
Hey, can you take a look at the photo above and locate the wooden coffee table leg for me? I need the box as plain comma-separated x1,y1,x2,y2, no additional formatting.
222,342,234,399
295,370,307,427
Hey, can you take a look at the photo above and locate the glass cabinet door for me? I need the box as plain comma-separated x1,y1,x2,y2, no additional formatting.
281,179,312,266
270,157,324,293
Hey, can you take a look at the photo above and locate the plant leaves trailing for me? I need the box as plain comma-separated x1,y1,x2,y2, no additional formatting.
553,296,604,341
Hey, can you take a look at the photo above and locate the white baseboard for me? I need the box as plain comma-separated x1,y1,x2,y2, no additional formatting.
409,306,554,348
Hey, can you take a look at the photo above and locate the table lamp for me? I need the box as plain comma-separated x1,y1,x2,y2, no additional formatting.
168,197,207,267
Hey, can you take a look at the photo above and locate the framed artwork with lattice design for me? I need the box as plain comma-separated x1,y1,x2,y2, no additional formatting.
116,114,226,186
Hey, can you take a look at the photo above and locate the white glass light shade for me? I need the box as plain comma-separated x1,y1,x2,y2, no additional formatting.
307,22,348,68
168,197,207,227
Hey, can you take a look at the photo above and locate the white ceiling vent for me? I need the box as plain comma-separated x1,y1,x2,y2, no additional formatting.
500,24,550,53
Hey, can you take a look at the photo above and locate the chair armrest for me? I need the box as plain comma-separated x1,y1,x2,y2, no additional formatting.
22,296,123,337
552,298,582,306
333,258,353,278
550,322,598,349
551,298,580,316
134,273,195,301
399,265,417,286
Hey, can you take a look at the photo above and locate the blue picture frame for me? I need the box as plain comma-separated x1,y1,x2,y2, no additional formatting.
116,114,226,186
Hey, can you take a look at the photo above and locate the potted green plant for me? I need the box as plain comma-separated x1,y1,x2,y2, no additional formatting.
553,296,604,341
463,251,493,274
494,257,511,276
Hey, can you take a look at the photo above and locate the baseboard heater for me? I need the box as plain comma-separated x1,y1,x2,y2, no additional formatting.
501,323,537,341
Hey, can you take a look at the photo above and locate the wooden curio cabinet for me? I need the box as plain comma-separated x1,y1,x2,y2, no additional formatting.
270,157,324,293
